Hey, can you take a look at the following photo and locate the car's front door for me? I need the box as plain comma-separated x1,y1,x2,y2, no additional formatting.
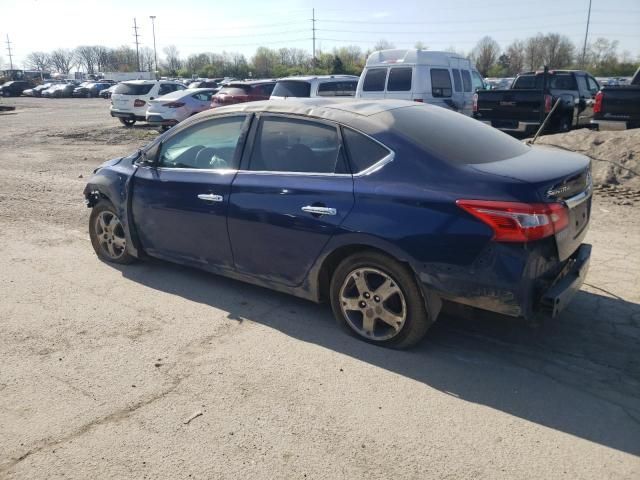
131,114,249,270
227,114,354,287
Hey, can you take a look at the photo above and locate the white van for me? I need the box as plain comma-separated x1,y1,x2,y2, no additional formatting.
355,49,486,116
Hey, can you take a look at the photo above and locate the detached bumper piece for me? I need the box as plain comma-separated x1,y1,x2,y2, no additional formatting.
540,243,591,317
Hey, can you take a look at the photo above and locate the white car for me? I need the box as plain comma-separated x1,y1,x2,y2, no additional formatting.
355,49,486,116
110,80,185,126
270,75,359,99
145,88,216,129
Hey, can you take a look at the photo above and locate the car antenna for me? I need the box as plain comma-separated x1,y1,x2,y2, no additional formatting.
528,98,561,145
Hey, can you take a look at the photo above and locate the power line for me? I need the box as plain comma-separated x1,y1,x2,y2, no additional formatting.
5,34,14,70
133,18,141,71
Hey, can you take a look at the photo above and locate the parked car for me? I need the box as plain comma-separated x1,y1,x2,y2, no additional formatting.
100,84,118,99
270,75,358,99
42,83,75,98
83,99,592,349
188,80,220,89
146,88,217,129
355,49,485,116
210,80,276,107
110,80,186,126
23,83,55,97
73,82,113,98
474,70,600,134
591,67,640,130
0,80,34,97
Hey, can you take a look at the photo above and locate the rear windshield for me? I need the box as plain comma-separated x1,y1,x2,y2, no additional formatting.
378,105,529,165
272,80,311,97
512,74,577,90
114,83,154,95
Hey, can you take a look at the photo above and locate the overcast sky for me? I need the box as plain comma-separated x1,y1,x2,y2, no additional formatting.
1,0,639,69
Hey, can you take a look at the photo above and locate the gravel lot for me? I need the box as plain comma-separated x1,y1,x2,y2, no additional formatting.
1,98,639,479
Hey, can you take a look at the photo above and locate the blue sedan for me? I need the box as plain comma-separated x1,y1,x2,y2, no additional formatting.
84,99,592,348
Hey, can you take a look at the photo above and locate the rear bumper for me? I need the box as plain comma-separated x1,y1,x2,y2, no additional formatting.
591,119,627,131
540,244,591,317
146,114,179,126
110,110,146,121
480,120,540,133
418,240,591,320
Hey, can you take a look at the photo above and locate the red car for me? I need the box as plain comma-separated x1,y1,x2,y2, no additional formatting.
211,80,276,107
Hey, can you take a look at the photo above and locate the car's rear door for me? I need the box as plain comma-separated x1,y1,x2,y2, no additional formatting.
227,114,354,287
131,114,250,269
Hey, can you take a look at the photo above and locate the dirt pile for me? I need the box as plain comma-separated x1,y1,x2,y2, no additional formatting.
534,128,640,190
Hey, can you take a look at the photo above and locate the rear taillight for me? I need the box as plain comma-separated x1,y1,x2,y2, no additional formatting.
472,93,478,113
544,94,552,113
134,99,146,107
162,101,185,108
456,200,569,243
413,98,423,103
593,91,603,114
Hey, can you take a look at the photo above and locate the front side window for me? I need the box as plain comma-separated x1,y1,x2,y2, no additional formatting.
387,67,412,91
363,68,387,92
158,116,246,170
461,70,472,92
452,69,462,92
471,71,485,91
249,117,344,174
342,128,391,173
431,69,452,97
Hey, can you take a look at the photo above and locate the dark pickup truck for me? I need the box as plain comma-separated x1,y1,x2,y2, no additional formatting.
592,67,640,130
473,70,600,135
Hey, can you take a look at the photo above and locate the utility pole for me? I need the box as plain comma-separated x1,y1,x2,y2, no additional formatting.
150,16,158,77
133,18,141,71
581,0,592,68
5,34,14,70
312,8,316,67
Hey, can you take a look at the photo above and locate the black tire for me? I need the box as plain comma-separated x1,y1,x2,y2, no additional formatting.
119,118,136,127
89,201,137,265
329,251,434,349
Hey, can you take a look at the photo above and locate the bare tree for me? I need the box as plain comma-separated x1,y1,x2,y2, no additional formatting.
93,46,111,72
24,51,51,71
75,46,97,74
505,40,525,75
524,34,546,70
373,39,395,51
162,45,182,75
140,47,155,72
414,41,428,50
543,33,575,68
471,36,500,76
50,49,76,74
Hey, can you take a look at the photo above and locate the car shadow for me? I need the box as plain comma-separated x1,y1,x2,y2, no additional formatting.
113,259,640,456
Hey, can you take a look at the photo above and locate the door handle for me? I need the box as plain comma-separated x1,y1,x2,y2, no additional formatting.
197,193,223,202
301,205,337,216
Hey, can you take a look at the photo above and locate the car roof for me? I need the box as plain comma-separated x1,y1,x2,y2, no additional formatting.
277,75,359,82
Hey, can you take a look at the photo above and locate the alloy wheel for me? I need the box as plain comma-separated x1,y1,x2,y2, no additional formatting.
94,211,126,260
339,267,407,341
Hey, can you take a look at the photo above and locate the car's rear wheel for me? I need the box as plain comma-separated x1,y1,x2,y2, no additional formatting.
329,251,433,349
89,201,136,264
119,118,135,127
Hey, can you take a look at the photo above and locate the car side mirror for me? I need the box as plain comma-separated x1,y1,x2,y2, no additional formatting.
136,143,160,167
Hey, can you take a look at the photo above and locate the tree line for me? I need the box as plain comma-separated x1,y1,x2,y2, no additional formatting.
19,34,639,80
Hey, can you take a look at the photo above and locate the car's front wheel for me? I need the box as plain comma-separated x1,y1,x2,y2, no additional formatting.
89,201,136,264
329,251,433,349
119,118,136,127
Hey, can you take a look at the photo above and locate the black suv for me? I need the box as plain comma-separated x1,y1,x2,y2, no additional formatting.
0,80,34,97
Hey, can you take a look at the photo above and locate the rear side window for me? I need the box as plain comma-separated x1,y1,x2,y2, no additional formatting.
513,74,577,90
249,117,345,174
251,83,275,97
159,84,179,95
318,81,357,96
430,69,452,97
114,83,154,95
272,80,311,97
461,70,472,92
387,68,412,91
452,69,462,92
363,68,387,92
342,128,391,173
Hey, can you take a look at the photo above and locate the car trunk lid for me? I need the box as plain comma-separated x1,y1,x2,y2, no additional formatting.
468,145,592,261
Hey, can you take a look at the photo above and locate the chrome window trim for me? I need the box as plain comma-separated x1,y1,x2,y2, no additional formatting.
154,167,238,174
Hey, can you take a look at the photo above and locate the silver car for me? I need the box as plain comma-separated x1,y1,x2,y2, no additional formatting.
145,88,216,130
